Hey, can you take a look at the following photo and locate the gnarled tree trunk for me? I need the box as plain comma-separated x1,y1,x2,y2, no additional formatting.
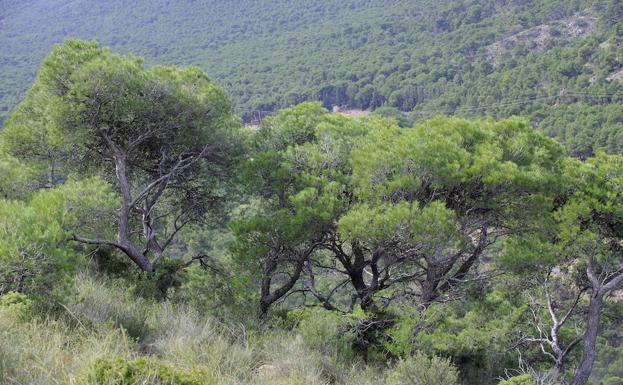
570,260,623,385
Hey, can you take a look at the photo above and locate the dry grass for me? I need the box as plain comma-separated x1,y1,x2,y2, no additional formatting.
0,274,386,385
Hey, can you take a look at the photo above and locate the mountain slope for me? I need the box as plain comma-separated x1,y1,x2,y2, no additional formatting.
1,0,622,155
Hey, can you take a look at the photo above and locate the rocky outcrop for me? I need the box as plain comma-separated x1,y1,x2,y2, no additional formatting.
485,9,598,66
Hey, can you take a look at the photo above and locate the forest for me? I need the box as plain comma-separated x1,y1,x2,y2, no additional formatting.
2,1,623,156
0,1,622,385
0,38,622,385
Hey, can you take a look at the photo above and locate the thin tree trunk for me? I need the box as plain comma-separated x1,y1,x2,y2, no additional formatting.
257,257,306,320
115,155,154,272
570,291,603,385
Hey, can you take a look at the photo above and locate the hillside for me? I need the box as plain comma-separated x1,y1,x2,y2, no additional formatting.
2,7,623,384
2,0,623,155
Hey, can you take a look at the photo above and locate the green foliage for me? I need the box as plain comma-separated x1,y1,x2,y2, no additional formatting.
344,116,564,306
3,39,239,175
497,374,534,385
2,1,622,157
0,177,116,297
2,39,242,272
542,152,623,271
591,337,623,385
372,107,414,128
389,290,525,382
350,116,564,201
171,224,257,320
385,352,459,385
231,102,366,271
0,154,37,199
2,16,623,385
338,200,457,252
292,308,357,364
499,152,623,384
81,357,215,385
0,291,32,319
235,109,570,375
95,257,188,301
601,378,623,385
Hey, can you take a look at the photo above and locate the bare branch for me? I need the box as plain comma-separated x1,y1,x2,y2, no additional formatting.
70,235,122,249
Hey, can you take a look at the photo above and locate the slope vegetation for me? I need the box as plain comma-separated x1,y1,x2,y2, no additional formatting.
1,0,623,155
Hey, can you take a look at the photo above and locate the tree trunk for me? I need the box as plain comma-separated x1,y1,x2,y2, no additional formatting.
570,291,604,385
257,257,306,320
348,269,374,311
122,243,155,272
117,198,154,272
257,298,271,320
257,274,274,320
348,242,375,311
114,152,154,272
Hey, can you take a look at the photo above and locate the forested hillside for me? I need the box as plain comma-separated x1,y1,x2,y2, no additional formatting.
2,0,623,155
1,39,623,385
2,2,623,385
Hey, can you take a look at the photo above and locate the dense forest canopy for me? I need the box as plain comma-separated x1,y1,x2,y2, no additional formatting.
2,0,623,156
1,1,623,385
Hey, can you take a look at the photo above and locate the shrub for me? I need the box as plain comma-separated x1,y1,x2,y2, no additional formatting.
93,251,188,301
79,357,216,385
0,291,32,318
0,273,394,385
385,352,459,385
603,377,623,385
295,308,356,363
0,177,117,302
497,374,535,385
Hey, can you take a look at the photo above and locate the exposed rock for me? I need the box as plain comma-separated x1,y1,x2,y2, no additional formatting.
606,68,623,83
485,9,598,66
244,123,261,132
599,40,612,50
255,364,278,378
331,106,371,118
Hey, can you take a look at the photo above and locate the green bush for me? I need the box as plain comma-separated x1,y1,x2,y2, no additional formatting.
295,308,356,363
385,352,459,385
497,374,534,385
602,377,623,385
0,177,117,302
80,357,215,385
0,291,32,319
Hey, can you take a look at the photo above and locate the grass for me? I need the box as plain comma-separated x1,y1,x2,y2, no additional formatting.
0,273,392,385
